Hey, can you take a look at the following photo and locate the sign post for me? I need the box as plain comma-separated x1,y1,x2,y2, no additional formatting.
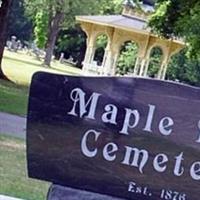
27,72,200,200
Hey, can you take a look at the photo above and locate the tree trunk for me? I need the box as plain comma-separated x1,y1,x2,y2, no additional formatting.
44,11,64,66
0,0,13,78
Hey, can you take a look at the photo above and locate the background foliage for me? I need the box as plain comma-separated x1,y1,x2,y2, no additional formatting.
117,41,138,75
2,0,200,86
149,0,200,59
34,11,48,49
7,0,32,42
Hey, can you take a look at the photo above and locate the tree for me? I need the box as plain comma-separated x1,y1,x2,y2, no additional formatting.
166,49,200,86
55,26,87,67
147,47,163,77
0,0,13,79
7,0,32,42
25,0,103,66
55,0,123,68
149,0,200,59
117,41,138,75
99,0,122,15
34,11,48,49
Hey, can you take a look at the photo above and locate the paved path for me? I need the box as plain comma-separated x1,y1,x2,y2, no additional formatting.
0,195,24,200
0,113,26,200
0,112,26,139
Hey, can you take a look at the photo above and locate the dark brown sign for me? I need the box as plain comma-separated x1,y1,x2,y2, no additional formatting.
27,72,200,200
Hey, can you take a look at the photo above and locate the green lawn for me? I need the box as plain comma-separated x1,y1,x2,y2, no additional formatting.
2,50,81,86
0,50,82,115
0,52,81,198
0,79,28,116
0,134,50,200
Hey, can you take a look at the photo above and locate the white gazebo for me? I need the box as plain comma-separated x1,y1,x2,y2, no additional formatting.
76,0,184,79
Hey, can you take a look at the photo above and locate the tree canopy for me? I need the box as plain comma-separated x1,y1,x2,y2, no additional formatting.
149,0,200,59
7,0,32,41
0,0,13,78
55,0,123,67
25,0,105,65
2,0,200,86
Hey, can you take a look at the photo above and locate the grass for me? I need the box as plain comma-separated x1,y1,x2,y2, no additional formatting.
2,50,81,86
0,134,50,200
0,50,82,115
0,52,81,198
0,79,28,116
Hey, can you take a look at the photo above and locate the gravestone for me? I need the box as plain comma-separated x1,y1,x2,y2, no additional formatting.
47,184,123,200
27,72,200,200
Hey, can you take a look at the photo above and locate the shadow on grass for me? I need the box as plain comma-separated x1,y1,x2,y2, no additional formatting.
0,78,29,91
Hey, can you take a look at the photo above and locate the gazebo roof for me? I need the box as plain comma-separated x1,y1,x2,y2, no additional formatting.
76,15,149,34
76,0,156,35
76,14,184,45
76,0,184,45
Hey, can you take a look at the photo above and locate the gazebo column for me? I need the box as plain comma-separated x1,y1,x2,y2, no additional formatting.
139,58,148,76
103,38,119,76
159,44,185,79
161,62,169,79
82,45,94,71
133,57,142,75
80,23,94,74
134,43,149,76
158,41,174,80
157,61,164,79
157,61,168,80
102,47,108,68
102,44,113,75
104,49,119,75
143,58,150,77
111,50,120,75
157,50,172,80
82,34,96,74
103,51,113,75
137,34,151,77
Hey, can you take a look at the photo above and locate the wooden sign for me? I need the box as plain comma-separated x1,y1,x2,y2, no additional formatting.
27,72,200,200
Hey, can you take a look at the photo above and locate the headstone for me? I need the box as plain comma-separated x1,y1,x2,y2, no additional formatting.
47,184,123,200
10,36,18,52
17,40,22,50
59,53,64,63
27,72,200,200
6,40,12,50
32,46,40,58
